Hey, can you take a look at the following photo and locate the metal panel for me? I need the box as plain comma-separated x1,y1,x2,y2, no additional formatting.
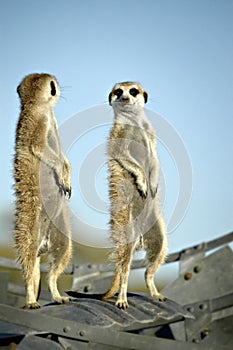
163,246,233,304
16,335,63,350
0,233,232,349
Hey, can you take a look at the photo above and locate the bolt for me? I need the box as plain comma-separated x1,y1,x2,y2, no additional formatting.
201,328,209,339
193,265,201,273
187,306,194,313
63,326,70,333
192,338,199,343
83,284,91,293
79,330,85,337
199,303,208,311
184,272,192,280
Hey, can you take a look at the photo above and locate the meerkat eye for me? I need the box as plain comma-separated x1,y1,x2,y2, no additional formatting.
129,88,139,97
50,81,56,96
114,88,123,98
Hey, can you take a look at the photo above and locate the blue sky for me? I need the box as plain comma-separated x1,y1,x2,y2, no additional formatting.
1,0,233,255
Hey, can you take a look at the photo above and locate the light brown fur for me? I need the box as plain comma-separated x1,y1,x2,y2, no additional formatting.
104,82,167,308
66,82,166,309
14,73,72,309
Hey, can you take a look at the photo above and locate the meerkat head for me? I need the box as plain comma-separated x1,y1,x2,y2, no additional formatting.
17,73,60,107
109,82,148,111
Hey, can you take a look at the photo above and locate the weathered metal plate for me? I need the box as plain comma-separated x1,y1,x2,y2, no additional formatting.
16,335,63,350
39,293,193,331
0,320,37,339
163,246,233,304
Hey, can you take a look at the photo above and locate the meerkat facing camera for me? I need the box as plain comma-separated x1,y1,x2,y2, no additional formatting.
104,81,167,308
67,82,167,309
14,73,72,309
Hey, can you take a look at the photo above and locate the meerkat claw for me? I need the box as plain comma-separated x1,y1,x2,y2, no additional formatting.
116,300,129,309
137,186,147,199
153,293,167,302
136,177,148,199
66,186,72,199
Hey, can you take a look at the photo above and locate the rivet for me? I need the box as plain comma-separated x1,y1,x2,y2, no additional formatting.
192,338,199,343
184,272,192,280
83,285,91,293
194,265,201,273
79,330,85,336
199,303,208,310
63,326,70,333
187,306,194,313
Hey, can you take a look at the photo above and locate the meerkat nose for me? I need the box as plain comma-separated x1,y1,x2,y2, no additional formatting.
121,96,130,103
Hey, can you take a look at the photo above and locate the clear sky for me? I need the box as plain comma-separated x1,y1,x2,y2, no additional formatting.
1,0,233,255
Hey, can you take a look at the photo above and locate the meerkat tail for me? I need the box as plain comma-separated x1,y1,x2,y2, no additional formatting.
66,271,120,300
65,291,103,299
101,270,120,300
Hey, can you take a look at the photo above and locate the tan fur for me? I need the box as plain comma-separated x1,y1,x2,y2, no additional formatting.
14,73,72,309
104,81,167,309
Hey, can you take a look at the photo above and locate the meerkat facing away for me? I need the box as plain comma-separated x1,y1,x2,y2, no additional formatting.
67,82,167,309
14,73,72,309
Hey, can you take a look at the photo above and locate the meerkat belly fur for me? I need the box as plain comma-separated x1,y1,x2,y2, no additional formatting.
105,81,167,309
14,73,72,309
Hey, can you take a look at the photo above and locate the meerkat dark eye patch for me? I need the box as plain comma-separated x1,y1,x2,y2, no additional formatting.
129,88,139,97
50,81,56,96
114,88,123,98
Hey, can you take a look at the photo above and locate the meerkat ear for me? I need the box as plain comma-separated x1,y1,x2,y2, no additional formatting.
17,84,21,97
108,92,112,105
143,91,148,103
50,81,56,96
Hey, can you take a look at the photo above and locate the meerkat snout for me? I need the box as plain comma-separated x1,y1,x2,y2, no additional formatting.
121,96,130,104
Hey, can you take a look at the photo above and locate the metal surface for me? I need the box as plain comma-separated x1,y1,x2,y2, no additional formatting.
163,246,233,304
0,232,232,349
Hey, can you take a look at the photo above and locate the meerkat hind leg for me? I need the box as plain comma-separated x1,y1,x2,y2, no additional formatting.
24,256,41,309
47,270,70,304
145,260,166,302
115,243,136,309
47,225,71,304
47,248,71,304
144,222,167,302
116,269,130,309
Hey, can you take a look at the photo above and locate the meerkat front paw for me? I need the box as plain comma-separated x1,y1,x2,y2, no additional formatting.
63,183,72,199
149,171,158,198
62,174,71,198
136,175,148,198
55,175,71,198
62,159,71,199
150,184,158,198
